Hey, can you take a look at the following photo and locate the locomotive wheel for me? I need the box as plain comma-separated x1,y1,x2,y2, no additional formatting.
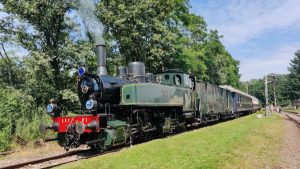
144,131,154,141
88,137,109,153
89,143,104,153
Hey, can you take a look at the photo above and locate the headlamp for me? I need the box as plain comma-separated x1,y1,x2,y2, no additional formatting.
47,104,54,113
86,99,94,110
78,67,85,77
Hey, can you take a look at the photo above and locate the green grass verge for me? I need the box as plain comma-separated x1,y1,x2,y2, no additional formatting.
60,113,284,169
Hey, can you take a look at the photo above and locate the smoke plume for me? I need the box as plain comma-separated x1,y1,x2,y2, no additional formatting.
77,0,104,44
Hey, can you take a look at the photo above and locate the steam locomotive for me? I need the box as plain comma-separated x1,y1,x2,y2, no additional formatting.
41,43,262,151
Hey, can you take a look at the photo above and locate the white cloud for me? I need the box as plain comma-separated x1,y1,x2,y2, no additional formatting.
240,43,299,81
192,0,300,47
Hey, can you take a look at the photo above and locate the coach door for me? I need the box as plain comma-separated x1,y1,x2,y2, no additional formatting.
232,92,237,113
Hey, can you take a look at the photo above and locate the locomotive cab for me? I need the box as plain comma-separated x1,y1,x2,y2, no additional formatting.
154,70,196,90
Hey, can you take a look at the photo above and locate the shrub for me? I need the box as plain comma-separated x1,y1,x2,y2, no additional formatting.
0,88,51,151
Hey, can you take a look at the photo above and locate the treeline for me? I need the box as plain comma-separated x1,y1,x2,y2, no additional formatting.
247,50,300,106
0,0,240,151
97,0,240,86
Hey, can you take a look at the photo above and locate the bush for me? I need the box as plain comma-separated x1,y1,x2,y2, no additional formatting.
15,108,52,141
0,87,51,151
0,125,11,151
256,110,266,114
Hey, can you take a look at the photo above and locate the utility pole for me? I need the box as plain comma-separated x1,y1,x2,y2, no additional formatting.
273,80,277,106
265,76,269,116
265,76,269,105
265,74,277,115
268,74,276,107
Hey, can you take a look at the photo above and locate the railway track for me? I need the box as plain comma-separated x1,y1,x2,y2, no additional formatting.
0,148,124,169
0,151,15,156
283,111,300,129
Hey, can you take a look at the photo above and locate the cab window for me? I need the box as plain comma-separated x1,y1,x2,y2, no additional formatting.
174,74,182,86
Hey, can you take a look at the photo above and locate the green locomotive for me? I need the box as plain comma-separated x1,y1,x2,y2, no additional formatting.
42,44,261,151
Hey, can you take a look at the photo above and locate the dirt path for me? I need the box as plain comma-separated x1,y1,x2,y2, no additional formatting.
279,117,300,169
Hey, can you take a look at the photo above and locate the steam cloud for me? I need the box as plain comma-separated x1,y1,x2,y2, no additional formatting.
78,0,105,44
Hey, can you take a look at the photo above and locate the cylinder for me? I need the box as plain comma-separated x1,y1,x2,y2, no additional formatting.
117,66,128,78
86,120,99,131
128,62,145,82
95,44,107,75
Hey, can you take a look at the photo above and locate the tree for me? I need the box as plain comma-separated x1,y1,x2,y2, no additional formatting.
247,75,290,106
0,0,97,150
272,75,290,106
238,81,248,93
287,50,300,102
97,0,178,72
201,36,240,86
248,79,265,104
97,0,240,86
0,87,46,151
0,0,94,106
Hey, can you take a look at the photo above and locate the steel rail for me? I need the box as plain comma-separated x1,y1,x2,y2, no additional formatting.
41,148,124,169
0,147,124,169
283,111,300,129
0,151,15,156
0,149,88,169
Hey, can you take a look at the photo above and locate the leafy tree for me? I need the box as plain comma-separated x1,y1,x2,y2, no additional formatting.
97,0,240,86
248,75,290,106
201,36,240,86
0,87,49,151
248,79,265,104
97,0,178,72
272,74,290,106
0,52,24,87
0,1,96,149
287,50,300,102
0,0,94,107
238,81,248,93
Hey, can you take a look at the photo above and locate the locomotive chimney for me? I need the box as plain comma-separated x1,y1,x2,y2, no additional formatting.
95,43,107,75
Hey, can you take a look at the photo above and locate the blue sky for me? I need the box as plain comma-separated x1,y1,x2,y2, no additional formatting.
190,0,300,81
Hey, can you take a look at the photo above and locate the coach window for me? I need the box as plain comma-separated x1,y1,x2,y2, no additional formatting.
164,74,170,80
189,76,196,90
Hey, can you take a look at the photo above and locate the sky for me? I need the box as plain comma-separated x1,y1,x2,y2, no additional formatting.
190,0,300,81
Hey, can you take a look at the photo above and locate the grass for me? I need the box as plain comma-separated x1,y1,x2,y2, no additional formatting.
60,113,284,169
